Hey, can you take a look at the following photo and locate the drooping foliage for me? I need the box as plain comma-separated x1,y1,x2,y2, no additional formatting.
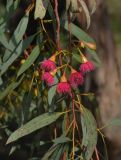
0,0,101,159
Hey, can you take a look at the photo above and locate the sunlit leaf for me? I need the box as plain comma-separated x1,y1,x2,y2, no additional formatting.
70,0,78,13
34,0,47,19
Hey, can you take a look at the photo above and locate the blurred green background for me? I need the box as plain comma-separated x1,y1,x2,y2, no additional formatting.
107,0,121,43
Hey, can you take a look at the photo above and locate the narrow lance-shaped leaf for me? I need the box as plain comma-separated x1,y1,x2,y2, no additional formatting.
64,21,96,44
0,35,35,76
0,33,9,49
0,41,23,75
66,0,71,10
7,112,63,144
79,0,91,29
88,0,97,14
0,75,24,100
17,45,40,77
48,0,56,38
3,12,29,62
6,0,13,12
48,85,57,106
81,107,97,160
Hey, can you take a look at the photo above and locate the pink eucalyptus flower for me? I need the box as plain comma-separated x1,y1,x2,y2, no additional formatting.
42,72,54,86
57,74,71,94
69,71,84,88
41,59,56,72
57,82,71,94
80,61,95,74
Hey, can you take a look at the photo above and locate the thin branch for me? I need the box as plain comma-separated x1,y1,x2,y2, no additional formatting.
54,0,61,51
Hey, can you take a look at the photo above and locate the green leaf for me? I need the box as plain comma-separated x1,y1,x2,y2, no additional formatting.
48,85,57,106
34,0,47,19
17,45,40,77
0,41,23,75
6,0,13,12
86,47,101,66
54,145,64,160
0,77,3,85
0,75,24,100
9,146,17,156
64,21,95,44
53,136,71,144
81,107,97,160
7,112,63,144
0,35,35,76
48,1,56,38
0,33,9,49
3,13,29,62
73,53,82,63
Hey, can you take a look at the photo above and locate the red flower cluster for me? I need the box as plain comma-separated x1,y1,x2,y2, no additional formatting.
41,54,95,95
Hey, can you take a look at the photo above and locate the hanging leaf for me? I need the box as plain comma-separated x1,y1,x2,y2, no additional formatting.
3,12,29,62
0,75,24,100
64,21,95,44
7,112,63,144
6,0,13,12
70,0,78,13
72,53,82,63
47,0,56,38
81,107,97,160
48,85,57,106
0,35,35,76
86,47,101,66
66,0,71,10
78,0,91,28
34,0,46,20
17,45,40,77
0,41,22,75
88,0,97,14
0,33,9,49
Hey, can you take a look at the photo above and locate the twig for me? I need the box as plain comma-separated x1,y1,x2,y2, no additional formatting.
54,0,61,51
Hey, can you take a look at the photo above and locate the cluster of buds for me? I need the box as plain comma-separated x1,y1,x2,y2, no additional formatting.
41,52,95,95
